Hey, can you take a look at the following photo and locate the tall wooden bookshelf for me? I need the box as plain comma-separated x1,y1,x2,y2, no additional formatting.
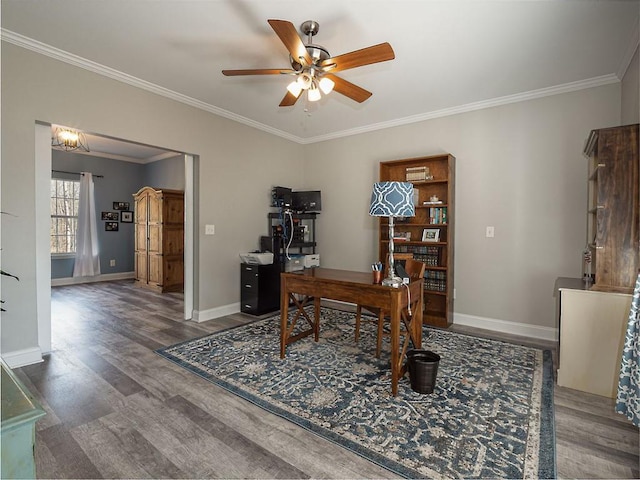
583,124,639,293
378,154,455,328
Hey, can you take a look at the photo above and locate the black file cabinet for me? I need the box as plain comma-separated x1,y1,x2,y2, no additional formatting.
240,263,281,315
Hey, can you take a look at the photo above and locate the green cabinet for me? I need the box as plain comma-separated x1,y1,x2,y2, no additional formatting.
1,359,45,479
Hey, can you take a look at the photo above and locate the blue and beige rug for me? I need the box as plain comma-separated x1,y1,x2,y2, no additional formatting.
156,307,556,479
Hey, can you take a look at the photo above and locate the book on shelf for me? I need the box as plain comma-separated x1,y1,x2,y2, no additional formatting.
405,166,428,182
428,207,447,225
395,244,441,266
392,231,411,241
424,270,447,292
423,200,443,205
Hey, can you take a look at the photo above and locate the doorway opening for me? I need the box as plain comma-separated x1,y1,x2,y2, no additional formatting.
36,122,196,354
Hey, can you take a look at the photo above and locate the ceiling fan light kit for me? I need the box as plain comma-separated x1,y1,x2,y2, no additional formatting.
222,19,395,107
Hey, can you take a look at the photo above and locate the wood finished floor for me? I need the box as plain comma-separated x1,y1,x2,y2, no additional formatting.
14,280,639,479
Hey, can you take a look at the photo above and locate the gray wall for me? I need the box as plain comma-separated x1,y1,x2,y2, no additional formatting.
1,42,303,356
303,85,620,333
50,151,185,279
142,155,185,190
621,46,639,125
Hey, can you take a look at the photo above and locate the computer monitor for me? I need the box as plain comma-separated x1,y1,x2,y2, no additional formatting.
292,191,321,212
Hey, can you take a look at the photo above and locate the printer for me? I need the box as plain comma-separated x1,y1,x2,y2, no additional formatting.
239,251,274,265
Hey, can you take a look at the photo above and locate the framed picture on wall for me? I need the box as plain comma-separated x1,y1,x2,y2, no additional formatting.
113,202,130,210
101,211,119,221
105,222,119,231
121,211,133,223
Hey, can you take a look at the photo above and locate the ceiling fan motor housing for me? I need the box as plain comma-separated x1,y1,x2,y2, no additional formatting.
288,20,330,71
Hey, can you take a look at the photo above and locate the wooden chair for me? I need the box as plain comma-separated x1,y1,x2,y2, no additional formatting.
355,257,426,357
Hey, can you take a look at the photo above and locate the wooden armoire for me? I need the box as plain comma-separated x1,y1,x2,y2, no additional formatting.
133,187,184,293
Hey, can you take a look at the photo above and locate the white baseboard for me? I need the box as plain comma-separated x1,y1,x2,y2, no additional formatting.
2,347,43,368
454,312,558,342
325,300,558,342
193,302,241,323
51,271,135,286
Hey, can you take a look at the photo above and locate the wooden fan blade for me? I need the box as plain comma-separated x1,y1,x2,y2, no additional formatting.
268,19,313,66
324,74,372,103
279,90,302,107
320,42,394,73
222,68,294,76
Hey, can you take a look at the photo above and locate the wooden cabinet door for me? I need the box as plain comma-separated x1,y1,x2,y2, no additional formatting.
148,191,162,224
148,253,162,287
135,252,148,284
134,191,149,283
148,224,162,255
134,193,148,227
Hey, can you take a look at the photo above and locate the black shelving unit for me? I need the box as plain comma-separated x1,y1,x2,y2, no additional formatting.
241,212,319,316
267,212,318,264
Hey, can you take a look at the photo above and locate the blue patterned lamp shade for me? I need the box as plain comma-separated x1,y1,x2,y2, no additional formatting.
369,182,415,217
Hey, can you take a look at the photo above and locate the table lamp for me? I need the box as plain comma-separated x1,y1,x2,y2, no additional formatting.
369,181,415,287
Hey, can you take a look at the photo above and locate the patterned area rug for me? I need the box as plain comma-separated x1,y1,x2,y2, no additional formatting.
156,307,556,479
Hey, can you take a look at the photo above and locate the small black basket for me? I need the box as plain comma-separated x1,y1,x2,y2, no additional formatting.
406,349,440,394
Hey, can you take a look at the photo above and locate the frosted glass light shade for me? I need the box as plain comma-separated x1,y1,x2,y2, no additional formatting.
287,81,303,97
319,77,335,94
308,86,321,102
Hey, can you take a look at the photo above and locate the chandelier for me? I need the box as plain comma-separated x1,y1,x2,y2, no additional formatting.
51,127,90,152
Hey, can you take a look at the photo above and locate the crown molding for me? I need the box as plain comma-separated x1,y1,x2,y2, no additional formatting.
300,74,620,144
1,28,622,146
0,29,302,144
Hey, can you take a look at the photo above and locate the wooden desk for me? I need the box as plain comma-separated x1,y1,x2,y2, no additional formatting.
280,268,423,396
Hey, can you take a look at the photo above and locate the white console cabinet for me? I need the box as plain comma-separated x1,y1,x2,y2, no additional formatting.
557,287,631,398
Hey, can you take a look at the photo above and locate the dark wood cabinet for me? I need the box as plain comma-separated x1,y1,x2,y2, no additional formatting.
240,263,280,315
378,154,456,328
133,187,184,293
584,124,639,293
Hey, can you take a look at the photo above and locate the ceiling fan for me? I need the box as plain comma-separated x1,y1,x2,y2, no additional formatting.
222,19,395,107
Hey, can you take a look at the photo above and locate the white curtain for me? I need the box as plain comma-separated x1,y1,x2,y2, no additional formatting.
73,172,101,277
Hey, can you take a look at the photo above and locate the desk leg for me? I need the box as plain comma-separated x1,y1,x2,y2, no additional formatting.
280,277,288,359
314,296,321,341
390,299,401,397
414,283,423,349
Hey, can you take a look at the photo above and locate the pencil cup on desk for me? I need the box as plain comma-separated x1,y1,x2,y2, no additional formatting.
372,270,383,284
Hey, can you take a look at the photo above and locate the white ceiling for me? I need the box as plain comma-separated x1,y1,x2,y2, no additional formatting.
3,0,639,149
51,127,182,164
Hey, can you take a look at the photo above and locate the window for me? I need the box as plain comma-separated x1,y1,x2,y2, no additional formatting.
50,178,79,254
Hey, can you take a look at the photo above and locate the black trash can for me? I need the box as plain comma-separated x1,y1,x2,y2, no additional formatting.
406,349,440,394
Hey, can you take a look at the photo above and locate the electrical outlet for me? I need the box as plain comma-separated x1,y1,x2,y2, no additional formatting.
486,226,495,238
109,259,116,267
453,288,457,299
205,224,215,235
